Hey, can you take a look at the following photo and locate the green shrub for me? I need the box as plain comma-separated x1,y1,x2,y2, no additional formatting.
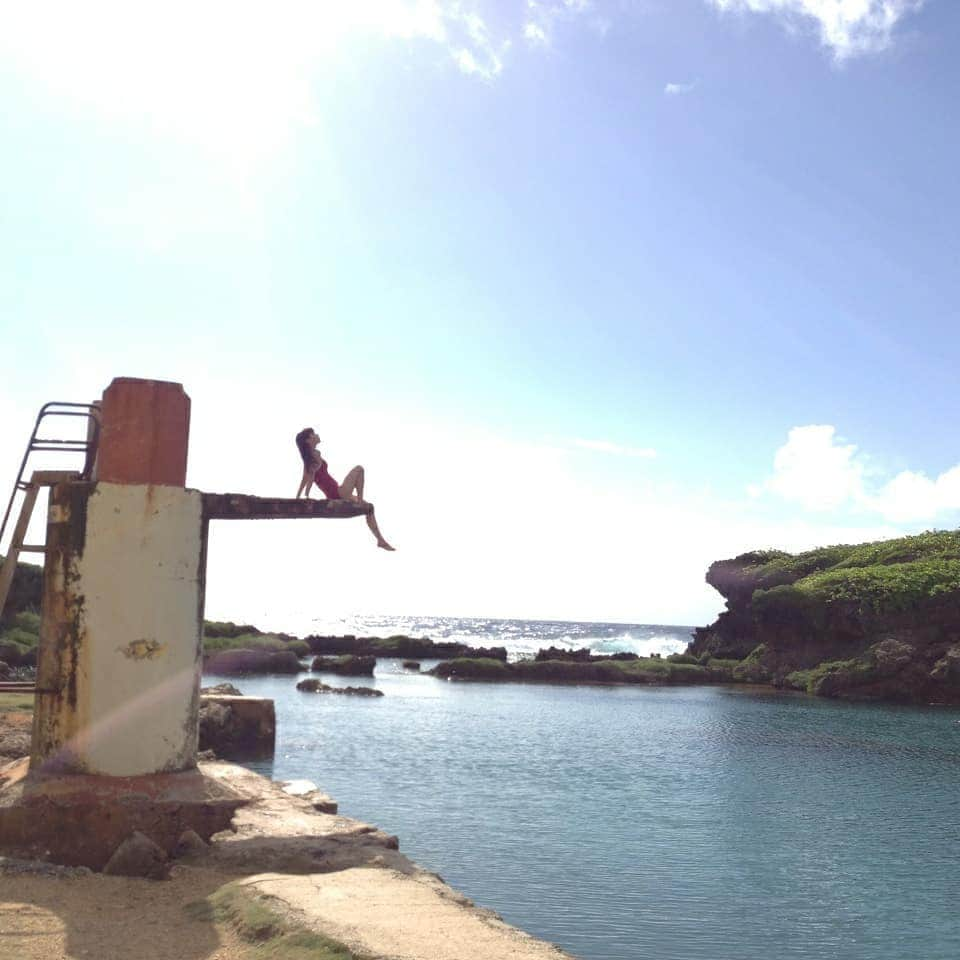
0,628,38,650
204,621,263,639
745,545,859,591
797,559,960,613
11,611,40,635
833,530,960,570
284,639,310,657
202,632,287,653
667,653,700,665
783,670,812,691
704,658,740,671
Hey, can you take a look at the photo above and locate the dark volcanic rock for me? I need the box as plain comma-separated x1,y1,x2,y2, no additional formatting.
534,646,640,663
102,831,169,880
198,697,276,758
402,660,421,670
0,643,28,668
429,656,721,686
204,648,303,675
173,829,208,857
296,679,383,696
201,682,243,696
304,634,507,661
311,655,375,676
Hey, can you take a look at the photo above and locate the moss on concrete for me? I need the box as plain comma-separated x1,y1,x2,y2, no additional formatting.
188,881,370,959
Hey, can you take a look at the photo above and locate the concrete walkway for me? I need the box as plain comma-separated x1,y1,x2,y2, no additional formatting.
197,762,575,959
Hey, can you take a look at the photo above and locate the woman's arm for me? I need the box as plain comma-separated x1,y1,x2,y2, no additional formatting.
296,466,314,498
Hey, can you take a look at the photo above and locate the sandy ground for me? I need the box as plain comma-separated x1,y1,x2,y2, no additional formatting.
0,865,248,960
245,869,571,960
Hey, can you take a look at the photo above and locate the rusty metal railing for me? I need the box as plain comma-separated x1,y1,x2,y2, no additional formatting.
0,401,101,553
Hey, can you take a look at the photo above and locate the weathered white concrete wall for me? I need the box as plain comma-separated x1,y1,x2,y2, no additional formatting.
33,482,204,776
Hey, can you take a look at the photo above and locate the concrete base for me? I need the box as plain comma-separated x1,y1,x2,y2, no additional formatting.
0,759,249,870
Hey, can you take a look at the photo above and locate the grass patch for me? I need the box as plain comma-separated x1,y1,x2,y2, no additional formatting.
784,658,874,695
187,882,369,959
0,693,34,712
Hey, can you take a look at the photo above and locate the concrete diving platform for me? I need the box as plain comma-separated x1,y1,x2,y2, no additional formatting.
202,494,373,521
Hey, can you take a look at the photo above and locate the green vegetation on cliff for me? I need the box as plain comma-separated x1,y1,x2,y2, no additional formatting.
711,530,960,619
694,529,960,704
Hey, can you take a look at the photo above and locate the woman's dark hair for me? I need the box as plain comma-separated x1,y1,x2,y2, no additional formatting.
295,428,315,468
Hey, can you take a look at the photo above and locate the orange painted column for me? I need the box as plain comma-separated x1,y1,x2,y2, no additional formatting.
97,378,190,487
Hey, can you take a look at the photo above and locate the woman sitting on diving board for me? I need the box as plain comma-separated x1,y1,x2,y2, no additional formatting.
295,427,395,551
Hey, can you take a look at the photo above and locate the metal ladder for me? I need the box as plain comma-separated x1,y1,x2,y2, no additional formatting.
0,402,101,618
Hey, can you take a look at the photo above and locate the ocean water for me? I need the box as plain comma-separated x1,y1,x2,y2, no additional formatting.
286,613,696,660
206,618,960,960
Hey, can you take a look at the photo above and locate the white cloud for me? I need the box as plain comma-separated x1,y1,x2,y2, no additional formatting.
524,21,550,44
766,425,864,510
571,438,658,458
664,81,697,95
523,0,595,47
870,465,960,524
756,424,960,524
707,0,925,60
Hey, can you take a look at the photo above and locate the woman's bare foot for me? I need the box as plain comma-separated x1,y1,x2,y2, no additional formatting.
377,540,396,551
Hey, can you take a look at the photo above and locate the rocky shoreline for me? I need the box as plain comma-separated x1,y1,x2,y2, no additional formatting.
689,531,960,704
0,751,573,960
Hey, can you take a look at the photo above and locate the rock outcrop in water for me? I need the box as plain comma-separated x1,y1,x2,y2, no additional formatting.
204,647,304,675
429,655,727,685
310,655,375,676
688,531,960,704
296,678,383,696
305,634,508,661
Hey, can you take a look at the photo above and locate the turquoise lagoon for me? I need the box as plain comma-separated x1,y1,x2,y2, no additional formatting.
207,620,960,960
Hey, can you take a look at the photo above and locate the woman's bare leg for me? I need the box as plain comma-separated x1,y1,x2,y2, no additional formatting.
338,466,393,548
366,508,395,550
338,465,365,502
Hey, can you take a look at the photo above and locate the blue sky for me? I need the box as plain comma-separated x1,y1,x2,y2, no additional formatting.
2,0,958,627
